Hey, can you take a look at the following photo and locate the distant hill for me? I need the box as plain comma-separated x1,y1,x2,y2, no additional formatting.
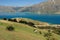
0,6,15,12
0,6,24,12
19,0,60,14
0,0,60,14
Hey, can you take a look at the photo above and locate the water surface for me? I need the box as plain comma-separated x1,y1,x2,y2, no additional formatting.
0,12,60,24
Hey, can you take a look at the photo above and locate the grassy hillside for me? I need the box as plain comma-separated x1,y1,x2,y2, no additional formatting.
0,20,46,40
0,20,60,40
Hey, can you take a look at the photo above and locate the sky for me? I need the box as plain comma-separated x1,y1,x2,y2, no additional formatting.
0,0,47,7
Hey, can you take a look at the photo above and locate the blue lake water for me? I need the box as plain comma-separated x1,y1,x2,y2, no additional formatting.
0,12,60,24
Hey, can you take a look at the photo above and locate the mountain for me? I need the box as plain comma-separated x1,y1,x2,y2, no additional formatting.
0,6,15,12
19,0,60,14
0,0,60,14
0,6,24,12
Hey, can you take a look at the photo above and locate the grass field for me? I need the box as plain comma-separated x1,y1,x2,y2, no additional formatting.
0,20,60,40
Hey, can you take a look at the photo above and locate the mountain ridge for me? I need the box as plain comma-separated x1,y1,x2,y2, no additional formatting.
0,0,60,14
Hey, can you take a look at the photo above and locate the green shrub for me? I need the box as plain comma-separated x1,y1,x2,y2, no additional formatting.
53,29,60,35
6,26,14,31
3,18,7,20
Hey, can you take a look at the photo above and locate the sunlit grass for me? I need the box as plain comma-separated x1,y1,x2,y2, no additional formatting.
0,20,46,40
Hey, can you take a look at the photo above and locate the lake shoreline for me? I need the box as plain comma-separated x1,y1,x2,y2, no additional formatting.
2,18,60,29
0,12,60,24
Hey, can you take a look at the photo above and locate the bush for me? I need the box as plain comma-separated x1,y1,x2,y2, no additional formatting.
6,26,14,31
44,30,52,37
13,19,17,22
3,18,7,20
53,29,60,35
39,31,42,34
8,19,12,21
19,20,28,24
28,22,34,26
47,37,57,40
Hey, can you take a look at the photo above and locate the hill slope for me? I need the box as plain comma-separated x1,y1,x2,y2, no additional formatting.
0,6,15,12
0,20,46,40
0,6,24,12
0,20,60,40
19,0,60,14
0,0,60,14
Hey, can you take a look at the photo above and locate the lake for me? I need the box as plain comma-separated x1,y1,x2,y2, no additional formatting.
0,12,60,24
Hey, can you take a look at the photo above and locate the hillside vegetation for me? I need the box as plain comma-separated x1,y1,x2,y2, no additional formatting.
0,19,60,40
0,20,46,40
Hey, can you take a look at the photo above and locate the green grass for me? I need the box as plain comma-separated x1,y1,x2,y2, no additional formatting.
0,20,60,40
0,20,46,40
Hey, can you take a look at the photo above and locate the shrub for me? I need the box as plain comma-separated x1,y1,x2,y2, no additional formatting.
13,19,17,22
3,18,7,20
6,26,14,31
44,30,52,37
19,20,28,24
39,31,42,34
53,29,60,35
28,22,34,26
8,19,12,21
